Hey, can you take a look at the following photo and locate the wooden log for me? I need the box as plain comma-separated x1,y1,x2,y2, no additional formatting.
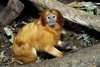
30,0,100,32
7,43,100,67
0,0,24,26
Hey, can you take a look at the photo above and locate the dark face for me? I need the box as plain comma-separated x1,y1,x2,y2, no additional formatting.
46,13,57,26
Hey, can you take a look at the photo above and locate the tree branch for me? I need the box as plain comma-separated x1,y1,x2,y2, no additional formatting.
30,0,100,32
9,43,100,67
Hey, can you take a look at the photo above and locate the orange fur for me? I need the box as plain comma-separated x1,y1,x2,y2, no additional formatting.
12,9,65,64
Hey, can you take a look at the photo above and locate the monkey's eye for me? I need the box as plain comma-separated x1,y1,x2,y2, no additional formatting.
53,16,55,18
46,15,51,20
48,17,50,19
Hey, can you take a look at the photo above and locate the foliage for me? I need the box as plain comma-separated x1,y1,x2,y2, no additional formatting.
91,37,95,45
3,21,28,44
36,57,40,62
4,27,14,43
77,33,90,47
74,33,77,36
82,2,100,15
20,21,28,25
0,50,8,63
95,3,100,5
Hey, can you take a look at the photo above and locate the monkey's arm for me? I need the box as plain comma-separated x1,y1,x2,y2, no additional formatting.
57,29,74,49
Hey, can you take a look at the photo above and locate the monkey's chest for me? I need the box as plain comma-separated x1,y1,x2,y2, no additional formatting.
38,31,60,44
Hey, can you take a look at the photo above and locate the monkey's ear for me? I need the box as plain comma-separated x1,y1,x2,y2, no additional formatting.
59,12,65,24
57,10,65,24
56,10,65,25
38,9,50,25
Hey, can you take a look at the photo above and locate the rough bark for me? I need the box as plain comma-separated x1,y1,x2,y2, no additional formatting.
30,0,100,32
0,0,24,26
1,0,100,67
5,43,100,67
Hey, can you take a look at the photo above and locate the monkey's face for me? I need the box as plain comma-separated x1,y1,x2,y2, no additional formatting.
46,13,57,26
39,9,64,27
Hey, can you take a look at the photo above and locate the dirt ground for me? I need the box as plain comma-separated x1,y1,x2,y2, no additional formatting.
0,0,100,66
0,17,100,66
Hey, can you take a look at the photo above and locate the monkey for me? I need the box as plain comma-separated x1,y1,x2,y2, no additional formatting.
12,9,66,64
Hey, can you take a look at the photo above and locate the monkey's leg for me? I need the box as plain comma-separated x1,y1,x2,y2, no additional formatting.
44,46,64,57
13,43,37,64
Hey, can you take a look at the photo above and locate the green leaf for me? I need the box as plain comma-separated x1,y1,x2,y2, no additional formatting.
82,34,86,37
82,2,95,7
91,37,95,43
87,5,97,10
20,21,28,25
95,3,100,5
86,36,90,39
74,33,77,36
0,51,5,58
87,10,94,14
87,40,90,43
77,35,83,40
36,57,40,62
91,37,95,45
9,46,13,50
84,42,87,47
72,46,77,49
84,36,89,40
4,27,14,43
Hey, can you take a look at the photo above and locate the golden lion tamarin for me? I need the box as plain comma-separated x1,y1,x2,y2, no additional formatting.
12,9,66,64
